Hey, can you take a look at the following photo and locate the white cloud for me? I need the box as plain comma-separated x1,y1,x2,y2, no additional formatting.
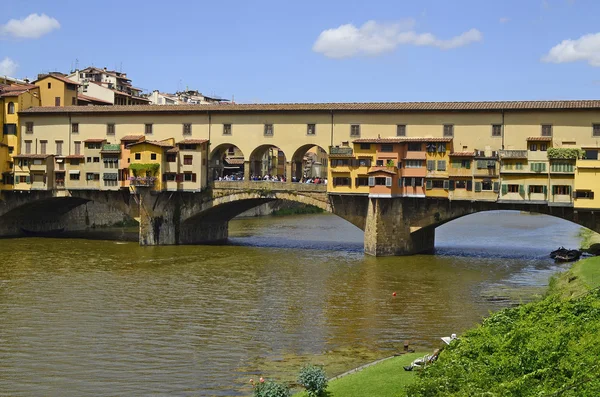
542,33,600,66
312,20,482,59
499,17,510,23
0,57,18,76
1,13,60,39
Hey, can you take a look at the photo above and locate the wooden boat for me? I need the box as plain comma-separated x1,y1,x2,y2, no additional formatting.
554,249,581,263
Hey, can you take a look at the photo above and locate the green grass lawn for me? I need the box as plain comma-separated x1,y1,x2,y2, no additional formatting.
573,256,600,290
549,255,600,298
292,352,423,397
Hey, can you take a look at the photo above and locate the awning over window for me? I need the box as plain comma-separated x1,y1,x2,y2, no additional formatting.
69,170,80,174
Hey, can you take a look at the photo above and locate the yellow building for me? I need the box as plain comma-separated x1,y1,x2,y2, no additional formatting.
34,73,79,107
574,147,600,209
128,139,172,191
0,83,41,188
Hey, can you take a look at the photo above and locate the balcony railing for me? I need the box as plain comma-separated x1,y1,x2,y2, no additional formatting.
129,177,157,187
329,146,353,156
499,150,528,159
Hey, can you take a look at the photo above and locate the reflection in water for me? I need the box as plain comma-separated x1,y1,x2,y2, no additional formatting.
0,211,581,396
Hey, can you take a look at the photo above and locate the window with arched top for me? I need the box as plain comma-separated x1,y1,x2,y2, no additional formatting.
7,102,15,114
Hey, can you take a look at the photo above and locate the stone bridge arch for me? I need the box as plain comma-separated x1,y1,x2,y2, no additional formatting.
0,190,139,237
361,197,600,256
175,189,332,244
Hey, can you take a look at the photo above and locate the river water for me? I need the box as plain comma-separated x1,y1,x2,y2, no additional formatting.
0,211,581,396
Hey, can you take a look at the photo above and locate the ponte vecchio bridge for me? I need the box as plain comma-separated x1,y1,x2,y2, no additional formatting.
1,100,599,255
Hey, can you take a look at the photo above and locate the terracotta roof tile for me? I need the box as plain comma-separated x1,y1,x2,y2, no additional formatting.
65,155,85,159
177,139,208,145
449,152,475,157
84,138,106,143
526,136,553,141
120,135,144,141
18,100,600,116
34,74,80,86
77,94,113,105
126,140,173,149
225,157,244,165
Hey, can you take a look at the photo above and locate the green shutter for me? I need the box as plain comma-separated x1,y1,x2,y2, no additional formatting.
443,180,449,190
541,163,546,172
466,161,471,169
467,180,473,191
25,175,30,184
543,185,547,195
475,182,482,192
493,182,500,193
501,184,507,195
426,179,433,190
449,180,455,191
519,185,525,195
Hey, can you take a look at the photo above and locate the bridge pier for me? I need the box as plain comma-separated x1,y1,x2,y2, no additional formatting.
363,198,435,256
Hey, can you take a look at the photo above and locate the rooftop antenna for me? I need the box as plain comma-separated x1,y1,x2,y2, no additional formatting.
75,58,79,71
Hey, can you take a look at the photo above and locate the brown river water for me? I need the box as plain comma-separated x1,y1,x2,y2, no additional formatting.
0,211,582,396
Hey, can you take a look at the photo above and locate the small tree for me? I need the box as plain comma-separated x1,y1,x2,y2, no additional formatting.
252,380,291,397
298,364,328,397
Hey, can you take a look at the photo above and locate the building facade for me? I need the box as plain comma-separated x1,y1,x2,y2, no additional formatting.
13,101,600,210
68,67,149,105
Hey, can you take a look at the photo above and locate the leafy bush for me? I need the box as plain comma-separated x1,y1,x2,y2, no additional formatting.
129,163,160,176
547,147,584,159
298,364,328,397
252,380,291,397
405,289,600,396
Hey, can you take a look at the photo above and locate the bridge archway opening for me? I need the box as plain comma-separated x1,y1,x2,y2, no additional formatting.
290,144,328,182
209,144,245,181
249,145,287,180
0,196,138,237
433,210,589,256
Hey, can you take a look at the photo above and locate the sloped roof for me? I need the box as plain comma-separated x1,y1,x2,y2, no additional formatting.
19,100,600,116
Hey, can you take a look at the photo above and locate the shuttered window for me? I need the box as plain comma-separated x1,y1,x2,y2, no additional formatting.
426,180,433,190
437,160,446,171
385,177,392,187
474,182,482,192
427,160,435,171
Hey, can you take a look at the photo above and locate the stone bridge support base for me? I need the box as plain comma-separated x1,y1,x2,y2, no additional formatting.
363,198,436,256
137,188,229,246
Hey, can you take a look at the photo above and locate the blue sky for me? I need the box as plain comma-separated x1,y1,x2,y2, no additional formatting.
2,0,600,103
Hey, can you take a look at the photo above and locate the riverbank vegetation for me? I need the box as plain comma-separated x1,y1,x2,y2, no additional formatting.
579,228,600,252
271,205,323,216
405,256,600,396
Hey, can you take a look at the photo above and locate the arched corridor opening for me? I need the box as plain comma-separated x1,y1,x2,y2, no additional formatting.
290,144,328,183
209,144,245,181
248,145,287,181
